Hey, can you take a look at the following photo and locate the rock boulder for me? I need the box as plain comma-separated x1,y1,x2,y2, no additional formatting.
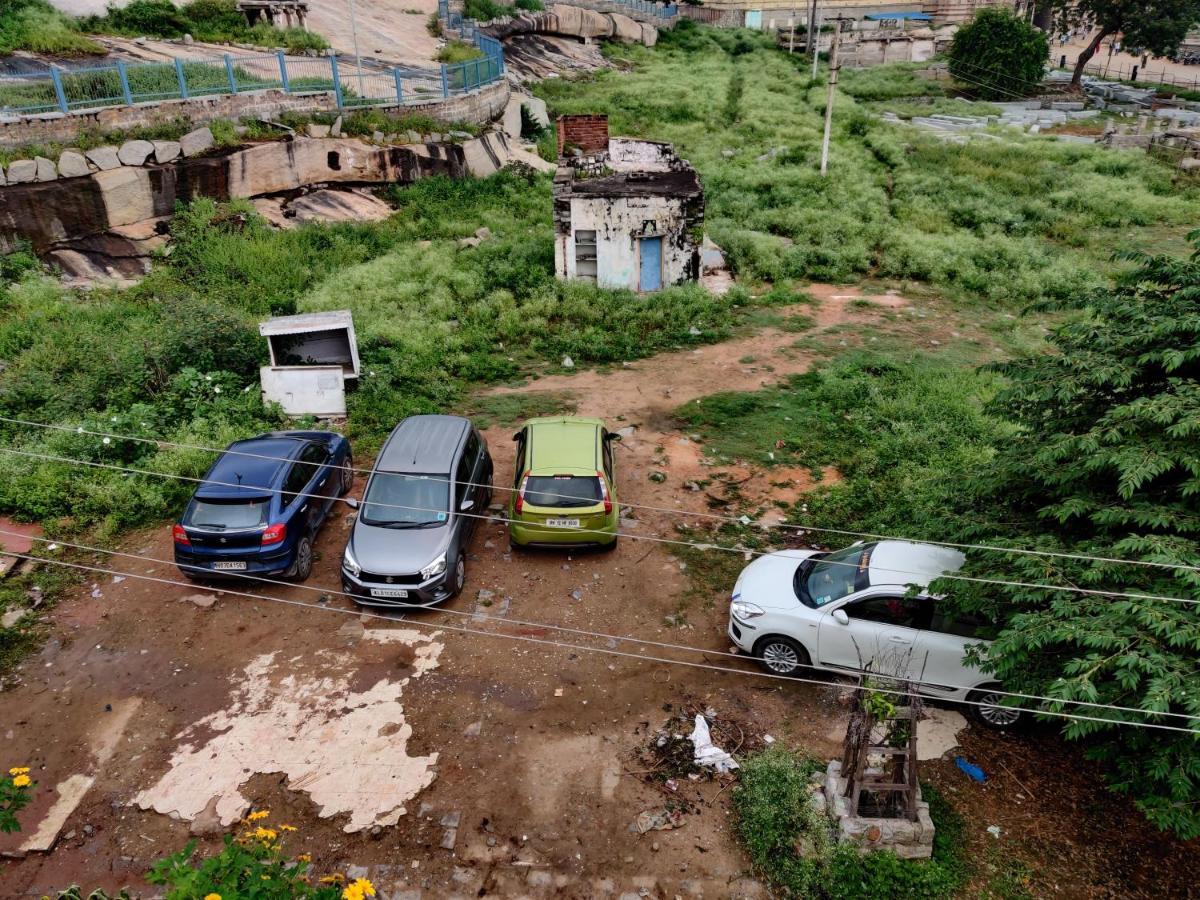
57,150,91,178
180,127,215,157
6,160,37,184
86,146,122,171
34,157,57,181
152,140,182,163
117,140,154,166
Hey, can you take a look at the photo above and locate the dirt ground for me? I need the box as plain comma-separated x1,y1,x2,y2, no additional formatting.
2,287,1199,899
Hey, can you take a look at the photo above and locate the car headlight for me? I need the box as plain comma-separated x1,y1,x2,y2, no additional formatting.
342,546,361,578
731,600,765,620
421,553,447,581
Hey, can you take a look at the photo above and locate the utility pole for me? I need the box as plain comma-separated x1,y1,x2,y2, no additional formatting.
348,0,367,99
805,0,818,54
788,7,796,54
810,2,820,79
819,17,841,176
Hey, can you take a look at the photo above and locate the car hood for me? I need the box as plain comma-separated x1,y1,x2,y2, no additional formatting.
350,519,451,575
733,549,820,611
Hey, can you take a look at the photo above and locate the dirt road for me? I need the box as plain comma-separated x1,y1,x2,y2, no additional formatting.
2,287,1198,898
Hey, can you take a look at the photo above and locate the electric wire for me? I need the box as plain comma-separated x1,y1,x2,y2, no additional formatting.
3,414,1198,576
3,443,1200,608
5,546,1199,735
10,526,1196,723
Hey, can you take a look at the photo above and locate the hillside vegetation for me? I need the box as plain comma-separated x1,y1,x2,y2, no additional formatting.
0,0,103,55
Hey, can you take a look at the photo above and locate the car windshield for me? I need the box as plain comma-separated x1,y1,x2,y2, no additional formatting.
361,473,449,527
795,543,875,608
524,475,602,508
185,497,270,530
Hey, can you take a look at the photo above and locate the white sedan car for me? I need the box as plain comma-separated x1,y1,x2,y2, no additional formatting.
727,540,1022,729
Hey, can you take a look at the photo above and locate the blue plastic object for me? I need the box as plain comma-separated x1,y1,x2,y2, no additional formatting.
955,756,987,783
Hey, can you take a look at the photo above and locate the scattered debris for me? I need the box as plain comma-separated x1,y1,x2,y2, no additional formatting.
184,593,216,609
689,715,739,774
955,756,987,783
633,808,684,834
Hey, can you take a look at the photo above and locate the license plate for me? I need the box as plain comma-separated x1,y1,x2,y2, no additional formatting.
212,561,247,571
370,588,409,599
546,518,580,529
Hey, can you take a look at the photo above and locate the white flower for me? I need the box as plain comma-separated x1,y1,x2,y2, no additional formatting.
205,375,212,381
76,427,84,433
213,386,222,394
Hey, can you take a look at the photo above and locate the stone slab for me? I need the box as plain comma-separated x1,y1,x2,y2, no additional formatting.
57,150,91,178
85,146,121,170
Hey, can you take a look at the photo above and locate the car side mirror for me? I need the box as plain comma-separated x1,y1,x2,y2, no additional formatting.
343,497,360,510
460,498,475,512
832,609,850,626
511,431,521,442
606,432,622,442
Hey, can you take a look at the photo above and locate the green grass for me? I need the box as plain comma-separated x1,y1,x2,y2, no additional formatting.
534,22,1200,306
0,0,103,55
734,748,969,899
435,40,485,64
80,0,330,53
465,391,577,429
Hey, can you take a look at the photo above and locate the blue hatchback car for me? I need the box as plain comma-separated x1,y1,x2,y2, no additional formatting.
173,431,353,582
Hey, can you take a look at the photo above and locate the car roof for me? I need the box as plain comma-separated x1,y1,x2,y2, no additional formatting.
524,417,602,473
867,541,965,591
198,434,308,497
377,415,469,474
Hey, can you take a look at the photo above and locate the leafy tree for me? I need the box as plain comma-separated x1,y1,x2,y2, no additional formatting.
940,230,1200,838
948,8,1049,100
1049,0,1200,87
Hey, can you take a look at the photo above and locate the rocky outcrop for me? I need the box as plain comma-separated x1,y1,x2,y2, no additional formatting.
0,130,526,281
483,4,659,48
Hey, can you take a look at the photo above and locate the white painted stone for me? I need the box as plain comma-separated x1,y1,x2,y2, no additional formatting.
85,146,121,170
57,150,91,178
117,140,154,166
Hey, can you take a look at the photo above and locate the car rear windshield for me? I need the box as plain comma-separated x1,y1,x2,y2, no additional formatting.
185,498,270,530
362,473,449,527
524,475,602,508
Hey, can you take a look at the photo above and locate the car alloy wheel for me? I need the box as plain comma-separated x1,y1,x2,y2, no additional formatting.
292,537,313,581
972,690,1022,728
453,556,465,594
341,456,354,495
760,639,803,675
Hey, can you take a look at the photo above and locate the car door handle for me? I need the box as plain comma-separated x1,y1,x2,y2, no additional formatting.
318,479,326,487
300,504,308,513
888,635,911,643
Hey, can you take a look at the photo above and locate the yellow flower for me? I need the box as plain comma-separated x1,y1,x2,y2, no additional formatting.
203,894,221,900
8,767,30,776
342,878,376,900
296,853,312,863
252,826,278,842
319,873,345,884
279,823,297,832
247,810,270,821
12,774,31,788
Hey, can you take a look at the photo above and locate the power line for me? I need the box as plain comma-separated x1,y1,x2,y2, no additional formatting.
2,443,1199,607
3,415,1198,576
5,546,1198,734
11,526,1197,723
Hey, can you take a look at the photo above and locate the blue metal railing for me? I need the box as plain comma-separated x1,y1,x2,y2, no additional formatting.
0,37,507,117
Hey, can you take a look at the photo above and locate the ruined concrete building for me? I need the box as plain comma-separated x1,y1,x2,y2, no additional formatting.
236,0,309,30
553,115,703,293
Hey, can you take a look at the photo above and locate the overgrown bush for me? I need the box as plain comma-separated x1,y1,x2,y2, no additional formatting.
82,0,330,52
948,7,1049,99
0,0,103,55
734,748,968,899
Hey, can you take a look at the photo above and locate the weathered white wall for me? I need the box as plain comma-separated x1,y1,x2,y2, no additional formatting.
555,193,693,291
607,138,677,173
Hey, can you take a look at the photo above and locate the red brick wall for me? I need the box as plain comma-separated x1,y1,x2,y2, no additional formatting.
556,114,609,157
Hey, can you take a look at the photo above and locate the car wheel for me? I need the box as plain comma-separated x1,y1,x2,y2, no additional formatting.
754,636,810,676
289,536,314,582
449,555,466,598
339,454,354,496
967,687,1024,730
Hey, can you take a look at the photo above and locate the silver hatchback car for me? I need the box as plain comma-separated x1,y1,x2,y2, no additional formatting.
341,415,492,607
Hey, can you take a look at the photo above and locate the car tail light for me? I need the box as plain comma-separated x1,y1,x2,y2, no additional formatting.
261,523,286,545
596,471,612,515
514,473,529,515
172,524,190,546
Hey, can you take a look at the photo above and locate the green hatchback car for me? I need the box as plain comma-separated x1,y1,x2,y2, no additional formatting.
508,417,621,549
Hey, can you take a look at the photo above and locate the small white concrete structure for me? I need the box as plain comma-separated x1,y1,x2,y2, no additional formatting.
258,309,358,417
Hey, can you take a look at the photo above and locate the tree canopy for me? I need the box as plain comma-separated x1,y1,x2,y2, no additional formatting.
939,230,1200,838
1050,0,1200,86
948,8,1049,100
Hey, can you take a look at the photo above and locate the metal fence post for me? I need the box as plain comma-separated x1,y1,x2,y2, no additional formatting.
441,64,449,97
330,55,345,107
224,54,238,94
393,67,404,104
175,58,189,99
278,50,291,92
116,60,134,105
49,66,69,114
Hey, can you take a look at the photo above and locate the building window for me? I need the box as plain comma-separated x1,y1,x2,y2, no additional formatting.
575,230,597,282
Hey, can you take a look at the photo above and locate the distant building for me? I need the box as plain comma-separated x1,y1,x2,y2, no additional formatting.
553,115,704,293
236,0,309,30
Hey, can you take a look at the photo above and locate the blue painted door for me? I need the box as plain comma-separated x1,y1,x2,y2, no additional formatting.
745,9,762,28
639,237,662,292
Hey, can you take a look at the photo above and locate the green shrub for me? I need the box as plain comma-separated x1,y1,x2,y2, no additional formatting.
435,39,485,64
0,0,103,55
734,749,969,899
82,0,330,50
948,7,1049,99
